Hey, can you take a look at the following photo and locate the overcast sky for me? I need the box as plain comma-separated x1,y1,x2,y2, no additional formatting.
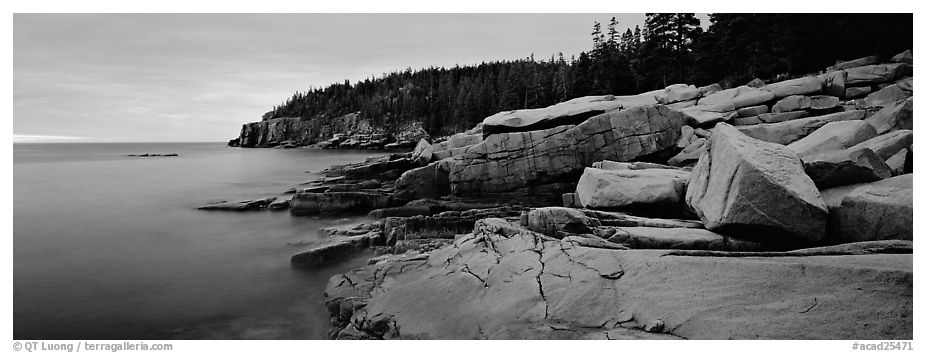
14,13,709,143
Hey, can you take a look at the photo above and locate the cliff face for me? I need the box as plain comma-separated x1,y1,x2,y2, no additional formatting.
229,112,428,149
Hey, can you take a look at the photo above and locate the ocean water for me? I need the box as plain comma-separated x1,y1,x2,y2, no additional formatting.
13,143,390,339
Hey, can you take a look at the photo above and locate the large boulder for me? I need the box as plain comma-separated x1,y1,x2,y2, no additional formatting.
845,63,911,86
846,129,913,161
825,175,913,243
393,159,453,201
410,139,433,165
866,97,913,134
656,84,701,104
891,49,913,64
787,120,878,157
678,103,737,126
819,70,847,98
575,167,690,210
732,111,809,126
326,218,912,340
827,55,880,71
737,110,865,145
771,95,811,113
602,226,765,251
802,148,891,189
764,76,823,99
525,207,601,239
480,94,656,135
697,85,776,109
450,105,688,195
861,78,912,108
685,123,828,242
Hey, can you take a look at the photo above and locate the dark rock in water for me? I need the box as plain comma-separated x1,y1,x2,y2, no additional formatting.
802,147,891,189
450,105,687,195
325,218,911,340
686,123,828,243
268,197,291,211
290,191,391,216
127,153,179,157
821,174,912,244
198,197,276,211
291,233,380,267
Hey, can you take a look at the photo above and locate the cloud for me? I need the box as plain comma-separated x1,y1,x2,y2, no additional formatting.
13,134,89,143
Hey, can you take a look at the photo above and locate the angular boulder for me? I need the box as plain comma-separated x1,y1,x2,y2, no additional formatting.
891,49,913,64
809,95,840,110
450,105,688,195
787,120,878,157
410,139,433,165
819,70,847,98
846,86,873,99
866,97,913,134
803,148,891,189
827,175,913,243
737,110,865,145
764,76,823,99
845,63,911,86
525,207,601,239
697,85,776,109
735,105,769,118
393,159,453,201
862,78,912,108
481,94,656,135
827,55,880,71
679,103,737,126
685,123,828,242
656,84,700,104
846,129,913,161
771,95,810,113
732,111,809,126
575,167,690,210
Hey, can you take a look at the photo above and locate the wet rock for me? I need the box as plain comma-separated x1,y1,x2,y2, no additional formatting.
764,76,823,99
771,95,811,113
737,110,865,145
686,123,828,242
290,191,391,216
291,232,379,266
697,85,776,109
866,97,913,134
450,105,687,195
802,148,891,189
268,197,291,211
198,197,276,211
575,167,689,210
787,120,878,158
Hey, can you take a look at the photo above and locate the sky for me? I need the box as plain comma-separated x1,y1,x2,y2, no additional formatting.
14,13,710,143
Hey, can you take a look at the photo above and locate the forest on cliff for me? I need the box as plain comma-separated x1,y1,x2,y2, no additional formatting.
262,13,912,136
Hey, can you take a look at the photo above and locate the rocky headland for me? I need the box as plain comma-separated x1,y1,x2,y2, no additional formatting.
211,50,913,340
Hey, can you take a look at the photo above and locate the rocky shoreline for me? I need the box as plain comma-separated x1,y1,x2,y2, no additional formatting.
207,50,913,339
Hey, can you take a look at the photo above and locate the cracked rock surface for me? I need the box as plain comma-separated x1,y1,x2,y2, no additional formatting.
325,218,911,339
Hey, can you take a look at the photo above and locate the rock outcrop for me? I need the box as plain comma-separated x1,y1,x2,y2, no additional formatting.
449,105,687,195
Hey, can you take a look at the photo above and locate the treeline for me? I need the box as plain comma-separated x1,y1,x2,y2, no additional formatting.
264,13,912,136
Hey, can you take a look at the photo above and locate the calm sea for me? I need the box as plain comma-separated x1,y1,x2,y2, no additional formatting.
13,142,389,339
